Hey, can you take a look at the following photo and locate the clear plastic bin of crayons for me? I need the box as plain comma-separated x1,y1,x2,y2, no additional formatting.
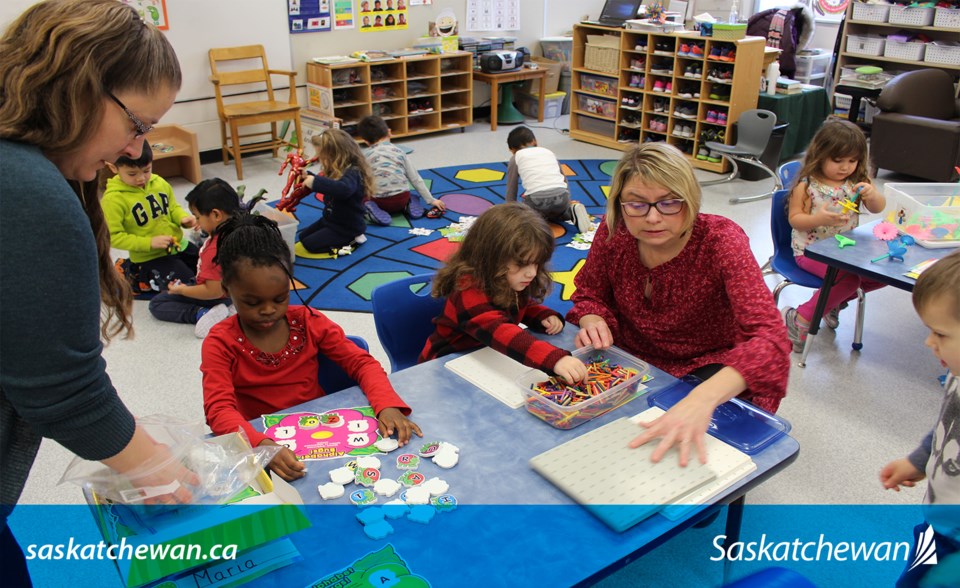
517,346,650,429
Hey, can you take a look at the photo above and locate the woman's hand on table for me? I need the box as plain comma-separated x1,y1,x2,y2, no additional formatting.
377,408,423,447
574,315,613,350
259,438,306,481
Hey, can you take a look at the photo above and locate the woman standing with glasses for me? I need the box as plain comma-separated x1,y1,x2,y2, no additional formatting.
0,1,195,583
567,143,790,467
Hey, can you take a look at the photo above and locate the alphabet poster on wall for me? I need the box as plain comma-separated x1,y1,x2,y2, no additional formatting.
359,0,409,31
288,0,332,33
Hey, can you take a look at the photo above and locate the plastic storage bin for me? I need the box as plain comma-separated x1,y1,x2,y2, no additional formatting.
517,346,650,429
884,183,960,248
934,7,960,28
852,3,890,22
888,5,935,26
540,36,573,70
580,73,619,96
846,34,885,56
515,91,566,119
883,40,926,62
795,52,831,77
576,114,615,136
253,201,299,260
577,93,616,118
924,42,960,66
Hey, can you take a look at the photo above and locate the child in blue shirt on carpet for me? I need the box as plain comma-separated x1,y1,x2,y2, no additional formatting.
296,129,374,254
358,115,445,224
880,249,960,587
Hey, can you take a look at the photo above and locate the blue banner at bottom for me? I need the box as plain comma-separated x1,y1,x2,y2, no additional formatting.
7,504,959,587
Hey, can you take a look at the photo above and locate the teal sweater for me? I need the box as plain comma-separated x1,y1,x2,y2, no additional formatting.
101,173,188,263
0,140,136,527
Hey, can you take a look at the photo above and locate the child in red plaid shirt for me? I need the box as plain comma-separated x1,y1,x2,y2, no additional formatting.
418,203,587,384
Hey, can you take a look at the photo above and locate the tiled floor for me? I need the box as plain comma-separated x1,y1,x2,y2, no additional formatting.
21,116,942,526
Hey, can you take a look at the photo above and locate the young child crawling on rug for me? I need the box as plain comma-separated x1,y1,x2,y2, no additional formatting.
200,212,421,481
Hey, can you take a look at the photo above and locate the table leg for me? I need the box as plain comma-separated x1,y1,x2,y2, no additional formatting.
490,80,499,131
538,79,545,123
799,265,838,368
722,496,745,585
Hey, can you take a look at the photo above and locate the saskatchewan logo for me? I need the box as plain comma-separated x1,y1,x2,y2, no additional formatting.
907,525,938,571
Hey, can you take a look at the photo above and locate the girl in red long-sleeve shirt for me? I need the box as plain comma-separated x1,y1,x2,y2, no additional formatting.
568,143,790,467
201,214,421,481
419,202,587,384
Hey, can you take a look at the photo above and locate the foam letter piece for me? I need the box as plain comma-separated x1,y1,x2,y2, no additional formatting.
407,505,436,524
432,443,460,469
423,477,449,496
404,486,431,505
318,482,345,500
374,437,400,452
382,499,410,519
356,455,382,469
374,478,402,497
363,520,394,540
356,507,386,526
329,466,355,485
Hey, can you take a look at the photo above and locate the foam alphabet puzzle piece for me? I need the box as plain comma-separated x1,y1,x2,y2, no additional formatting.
363,520,394,540
355,466,381,487
431,493,458,512
407,504,436,524
356,507,386,526
318,482,345,501
403,486,431,505
395,453,420,470
417,441,442,457
382,499,411,519
432,442,460,469
422,477,449,496
356,455,382,469
330,466,355,485
374,437,400,452
373,478,402,497
349,487,378,506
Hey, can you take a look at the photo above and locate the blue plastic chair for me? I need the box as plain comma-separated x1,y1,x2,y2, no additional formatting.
778,160,801,188
371,273,445,373
769,189,866,364
317,335,369,394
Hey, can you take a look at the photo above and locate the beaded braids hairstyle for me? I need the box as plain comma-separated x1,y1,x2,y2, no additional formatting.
604,142,702,240
311,129,375,198
799,118,871,187
213,214,293,287
0,0,182,341
432,202,555,310
913,249,960,320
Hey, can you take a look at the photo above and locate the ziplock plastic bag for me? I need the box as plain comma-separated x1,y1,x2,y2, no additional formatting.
59,415,281,506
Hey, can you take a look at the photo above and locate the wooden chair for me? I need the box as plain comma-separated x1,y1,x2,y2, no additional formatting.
208,45,302,180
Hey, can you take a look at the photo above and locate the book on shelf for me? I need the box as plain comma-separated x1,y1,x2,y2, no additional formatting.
312,55,360,65
350,50,395,62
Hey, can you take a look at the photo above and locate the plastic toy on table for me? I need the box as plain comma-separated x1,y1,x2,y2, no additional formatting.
835,234,856,248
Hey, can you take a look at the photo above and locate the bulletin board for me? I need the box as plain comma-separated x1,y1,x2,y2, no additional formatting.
288,0,333,33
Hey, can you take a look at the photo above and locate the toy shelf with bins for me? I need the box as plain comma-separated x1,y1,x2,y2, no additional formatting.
306,52,473,140
570,23,765,173
834,2,960,92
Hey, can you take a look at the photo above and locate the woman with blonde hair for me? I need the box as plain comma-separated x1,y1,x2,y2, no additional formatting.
0,1,193,580
567,143,790,466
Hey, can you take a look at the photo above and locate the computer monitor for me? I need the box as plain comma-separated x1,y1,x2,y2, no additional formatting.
598,0,643,25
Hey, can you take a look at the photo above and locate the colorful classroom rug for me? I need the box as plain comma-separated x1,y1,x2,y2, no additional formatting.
286,158,618,315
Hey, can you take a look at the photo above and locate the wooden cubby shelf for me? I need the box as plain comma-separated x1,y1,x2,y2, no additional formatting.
306,52,473,139
570,24,766,172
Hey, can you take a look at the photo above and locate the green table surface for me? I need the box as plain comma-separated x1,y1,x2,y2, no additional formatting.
757,87,831,159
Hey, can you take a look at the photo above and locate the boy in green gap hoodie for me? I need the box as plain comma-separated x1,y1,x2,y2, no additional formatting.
101,140,199,294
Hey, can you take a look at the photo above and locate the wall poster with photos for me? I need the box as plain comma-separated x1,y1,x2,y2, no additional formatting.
359,0,409,31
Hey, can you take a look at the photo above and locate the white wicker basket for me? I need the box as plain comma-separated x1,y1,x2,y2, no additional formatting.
888,6,935,26
923,42,960,66
933,7,960,29
852,3,890,23
846,34,885,57
883,40,926,62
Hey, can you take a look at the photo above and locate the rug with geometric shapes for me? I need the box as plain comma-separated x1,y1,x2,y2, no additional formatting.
285,159,618,314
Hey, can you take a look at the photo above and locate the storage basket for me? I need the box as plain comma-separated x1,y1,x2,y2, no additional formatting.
580,73,618,96
883,40,926,62
852,3,890,23
706,23,747,40
924,42,960,66
933,7,960,29
846,34,885,56
888,5,935,26
577,93,617,118
584,44,619,73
